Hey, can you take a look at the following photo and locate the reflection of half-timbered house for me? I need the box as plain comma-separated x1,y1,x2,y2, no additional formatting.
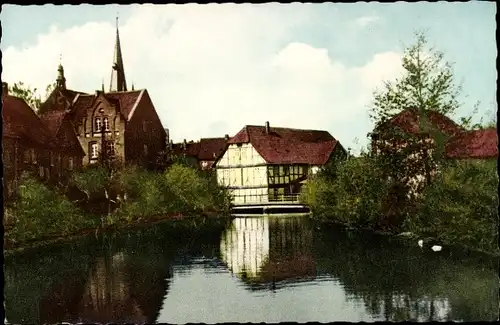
220,216,315,287
215,122,347,205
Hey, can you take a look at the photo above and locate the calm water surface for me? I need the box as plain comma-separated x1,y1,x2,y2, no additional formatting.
4,215,499,323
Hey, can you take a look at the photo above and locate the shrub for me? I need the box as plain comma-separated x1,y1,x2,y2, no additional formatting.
407,159,499,254
302,156,391,229
7,173,95,243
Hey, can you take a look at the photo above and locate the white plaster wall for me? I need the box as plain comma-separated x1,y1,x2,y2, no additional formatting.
215,143,269,204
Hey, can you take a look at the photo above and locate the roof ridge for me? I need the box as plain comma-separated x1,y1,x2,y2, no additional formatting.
245,124,330,132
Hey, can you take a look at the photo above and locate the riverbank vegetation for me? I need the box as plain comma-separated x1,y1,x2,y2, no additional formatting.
301,31,498,255
4,163,231,249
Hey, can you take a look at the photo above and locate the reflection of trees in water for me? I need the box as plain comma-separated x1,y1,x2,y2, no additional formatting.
5,220,226,324
313,229,499,322
220,216,316,286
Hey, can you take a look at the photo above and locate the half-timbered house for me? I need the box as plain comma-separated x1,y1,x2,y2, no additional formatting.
215,122,347,205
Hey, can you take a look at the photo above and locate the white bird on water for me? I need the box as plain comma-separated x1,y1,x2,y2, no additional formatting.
418,238,442,252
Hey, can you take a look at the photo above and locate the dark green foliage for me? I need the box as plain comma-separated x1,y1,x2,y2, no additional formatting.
302,155,391,229
407,160,499,254
5,173,96,244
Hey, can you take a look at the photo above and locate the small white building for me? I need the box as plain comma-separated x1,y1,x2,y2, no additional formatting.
215,122,347,205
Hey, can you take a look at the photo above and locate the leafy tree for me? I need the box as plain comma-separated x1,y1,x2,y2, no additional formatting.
8,81,55,113
369,30,476,202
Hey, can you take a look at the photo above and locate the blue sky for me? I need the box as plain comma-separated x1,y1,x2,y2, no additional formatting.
1,3,496,153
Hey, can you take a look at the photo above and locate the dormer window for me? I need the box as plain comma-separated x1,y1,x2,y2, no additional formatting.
95,117,102,132
103,117,110,131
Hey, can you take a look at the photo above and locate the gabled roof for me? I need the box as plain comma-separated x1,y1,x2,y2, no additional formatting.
445,128,498,159
38,88,88,113
70,90,144,121
198,137,229,160
39,111,66,136
2,95,55,147
377,109,464,137
229,125,339,165
39,111,85,156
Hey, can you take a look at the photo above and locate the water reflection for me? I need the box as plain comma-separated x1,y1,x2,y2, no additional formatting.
220,216,316,287
4,216,498,323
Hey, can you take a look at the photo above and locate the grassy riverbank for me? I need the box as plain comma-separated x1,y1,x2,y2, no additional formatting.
301,156,499,256
4,163,232,250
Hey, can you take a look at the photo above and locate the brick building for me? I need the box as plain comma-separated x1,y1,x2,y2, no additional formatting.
38,19,167,168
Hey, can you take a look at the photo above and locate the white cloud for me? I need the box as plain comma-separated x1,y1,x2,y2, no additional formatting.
1,4,404,154
354,15,380,28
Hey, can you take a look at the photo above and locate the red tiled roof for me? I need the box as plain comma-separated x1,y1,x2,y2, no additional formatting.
38,88,88,113
39,111,66,136
380,109,464,137
228,125,339,165
104,90,142,119
198,137,228,161
2,95,55,147
39,111,84,156
172,142,200,157
69,90,143,121
445,128,498,159
71,94,95,120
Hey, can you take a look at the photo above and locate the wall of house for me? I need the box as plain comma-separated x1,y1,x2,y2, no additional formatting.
124,91,167,168
75,95,126,165
216,143,268,205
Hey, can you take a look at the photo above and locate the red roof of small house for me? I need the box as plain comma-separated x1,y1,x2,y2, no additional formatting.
2,95,55,147
39,111,85,156
228,125,340,165
198,137,229,161
445,128,498,159
172,142,201,157
378,109,464,137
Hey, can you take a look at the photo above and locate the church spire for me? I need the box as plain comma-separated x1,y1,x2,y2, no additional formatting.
56,54,66,89
109,16,127,92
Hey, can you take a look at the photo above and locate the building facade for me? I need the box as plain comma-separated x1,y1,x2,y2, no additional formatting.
2,84,78,198
38,20,167,168
215,122,347,205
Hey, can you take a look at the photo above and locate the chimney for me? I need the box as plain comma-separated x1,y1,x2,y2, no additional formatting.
169,140,173,150
224,134,229,141
183,139,187,151
2,82,8,97
265,121,270,134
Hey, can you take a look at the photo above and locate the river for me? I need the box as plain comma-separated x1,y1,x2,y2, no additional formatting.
4,215,498,323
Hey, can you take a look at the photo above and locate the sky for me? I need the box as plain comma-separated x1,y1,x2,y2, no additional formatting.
1,2,497,154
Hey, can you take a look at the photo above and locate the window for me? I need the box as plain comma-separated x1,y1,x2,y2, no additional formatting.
50,152,55,166
142,120,147,133
68,157,74,170
23,149,29,163
95,117,102,132
103,117,110,131
39,166,44,177
143,144,148,156
90,142,99,159
106,141,115,156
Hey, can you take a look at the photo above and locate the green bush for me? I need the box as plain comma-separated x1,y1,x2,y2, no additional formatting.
112,164,231,221
7,173,95,243
302,156,390,228
407,159,499,254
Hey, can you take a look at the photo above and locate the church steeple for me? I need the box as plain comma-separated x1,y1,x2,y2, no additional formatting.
109,16,127,92
56,54,66,89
